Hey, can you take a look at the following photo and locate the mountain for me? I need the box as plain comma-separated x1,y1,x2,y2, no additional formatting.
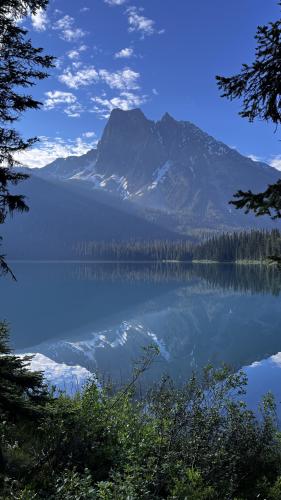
36,108,280,232
1,174,177,260
38,149,97,181
4,108,279,260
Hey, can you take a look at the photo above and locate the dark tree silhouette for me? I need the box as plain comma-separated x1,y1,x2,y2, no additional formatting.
0,0,54,471
0,0,54,277
0,322,48,470
216,3,281,224
0,323,47,420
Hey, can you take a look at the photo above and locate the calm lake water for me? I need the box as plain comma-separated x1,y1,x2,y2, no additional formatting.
1,262,281,411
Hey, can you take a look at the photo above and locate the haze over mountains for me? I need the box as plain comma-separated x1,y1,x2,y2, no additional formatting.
3,109,280,259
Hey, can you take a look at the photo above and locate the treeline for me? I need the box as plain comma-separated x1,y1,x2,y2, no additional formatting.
193,229,281,262
73,229,281,262
73,239,194,261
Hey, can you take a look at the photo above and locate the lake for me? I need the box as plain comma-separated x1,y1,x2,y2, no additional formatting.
1,262,281,412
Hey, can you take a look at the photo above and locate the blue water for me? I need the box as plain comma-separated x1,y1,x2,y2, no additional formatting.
1,262,281,408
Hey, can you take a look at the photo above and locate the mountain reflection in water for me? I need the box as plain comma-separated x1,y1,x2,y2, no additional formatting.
1,262,281,408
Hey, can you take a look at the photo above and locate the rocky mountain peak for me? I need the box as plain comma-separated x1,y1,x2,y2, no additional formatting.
106,107,148,127
160,112,177,124
99,107,152,149
37,108,279,231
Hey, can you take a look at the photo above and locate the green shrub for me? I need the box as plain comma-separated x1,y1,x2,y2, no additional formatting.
169,468,215,499
2,365,281,499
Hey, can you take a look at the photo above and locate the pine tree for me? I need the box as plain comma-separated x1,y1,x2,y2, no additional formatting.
0,322,48,470
0,0,54,471
0,323,47,420
0,0,54,277
216,2,281,227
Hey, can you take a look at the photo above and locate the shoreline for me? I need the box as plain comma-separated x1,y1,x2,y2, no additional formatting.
9,259,273,265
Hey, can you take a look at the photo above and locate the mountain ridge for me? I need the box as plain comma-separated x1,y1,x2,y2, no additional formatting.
34,108,279,232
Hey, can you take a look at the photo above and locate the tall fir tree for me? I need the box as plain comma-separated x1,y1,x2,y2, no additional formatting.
216,2,281,225
0,0,54,276
0,0,54,471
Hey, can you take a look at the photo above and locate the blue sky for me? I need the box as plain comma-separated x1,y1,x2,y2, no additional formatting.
18,0,281,169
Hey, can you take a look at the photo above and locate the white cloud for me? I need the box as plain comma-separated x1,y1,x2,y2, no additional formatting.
91,91,146,118
83,131,96,138
54,15,86,42
67,49,80,60
31,8,48,31
44,90,83,117
99,68,140,90
152,88,158,95
248,154,263,163
114,47,134,59
104,0,127,5
269,155,281,171
63,28,86,42
59,65,140,91
80,7,90,12
71,61,83,70
247,154,281,171
126,6,164,38
54,57,64,70
54,14,72,30
15,136,97,169
44,90,77,109
59,66,99,89
64,102,84,118
67,44,87,60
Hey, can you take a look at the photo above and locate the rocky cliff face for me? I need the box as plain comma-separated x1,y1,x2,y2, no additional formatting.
37,108,280,231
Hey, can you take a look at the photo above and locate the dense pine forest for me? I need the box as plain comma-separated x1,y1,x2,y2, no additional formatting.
193,229,281,262
73,229,281,263
73,239,193,261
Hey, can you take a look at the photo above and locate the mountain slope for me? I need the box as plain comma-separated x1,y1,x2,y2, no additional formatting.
37,108,280,231
1,174,178,260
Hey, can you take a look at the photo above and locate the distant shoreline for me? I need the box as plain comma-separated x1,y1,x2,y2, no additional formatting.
9,259,272,265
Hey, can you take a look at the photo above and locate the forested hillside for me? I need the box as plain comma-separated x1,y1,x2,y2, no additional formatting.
193,229,281,262
74,229,281,263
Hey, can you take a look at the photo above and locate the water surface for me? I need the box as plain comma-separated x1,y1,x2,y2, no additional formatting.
1,262,281,406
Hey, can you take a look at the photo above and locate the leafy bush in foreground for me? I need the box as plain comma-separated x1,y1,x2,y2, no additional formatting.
1,359,281,499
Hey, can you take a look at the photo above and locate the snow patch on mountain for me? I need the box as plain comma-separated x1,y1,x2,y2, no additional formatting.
70,169,131,198
100,175,130,199
70,159,173,201
20,353,93,395
53,320,170,364
133,161,172,199
148,160,172,191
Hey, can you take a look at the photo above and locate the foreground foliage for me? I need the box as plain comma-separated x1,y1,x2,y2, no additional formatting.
1,349,281,499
